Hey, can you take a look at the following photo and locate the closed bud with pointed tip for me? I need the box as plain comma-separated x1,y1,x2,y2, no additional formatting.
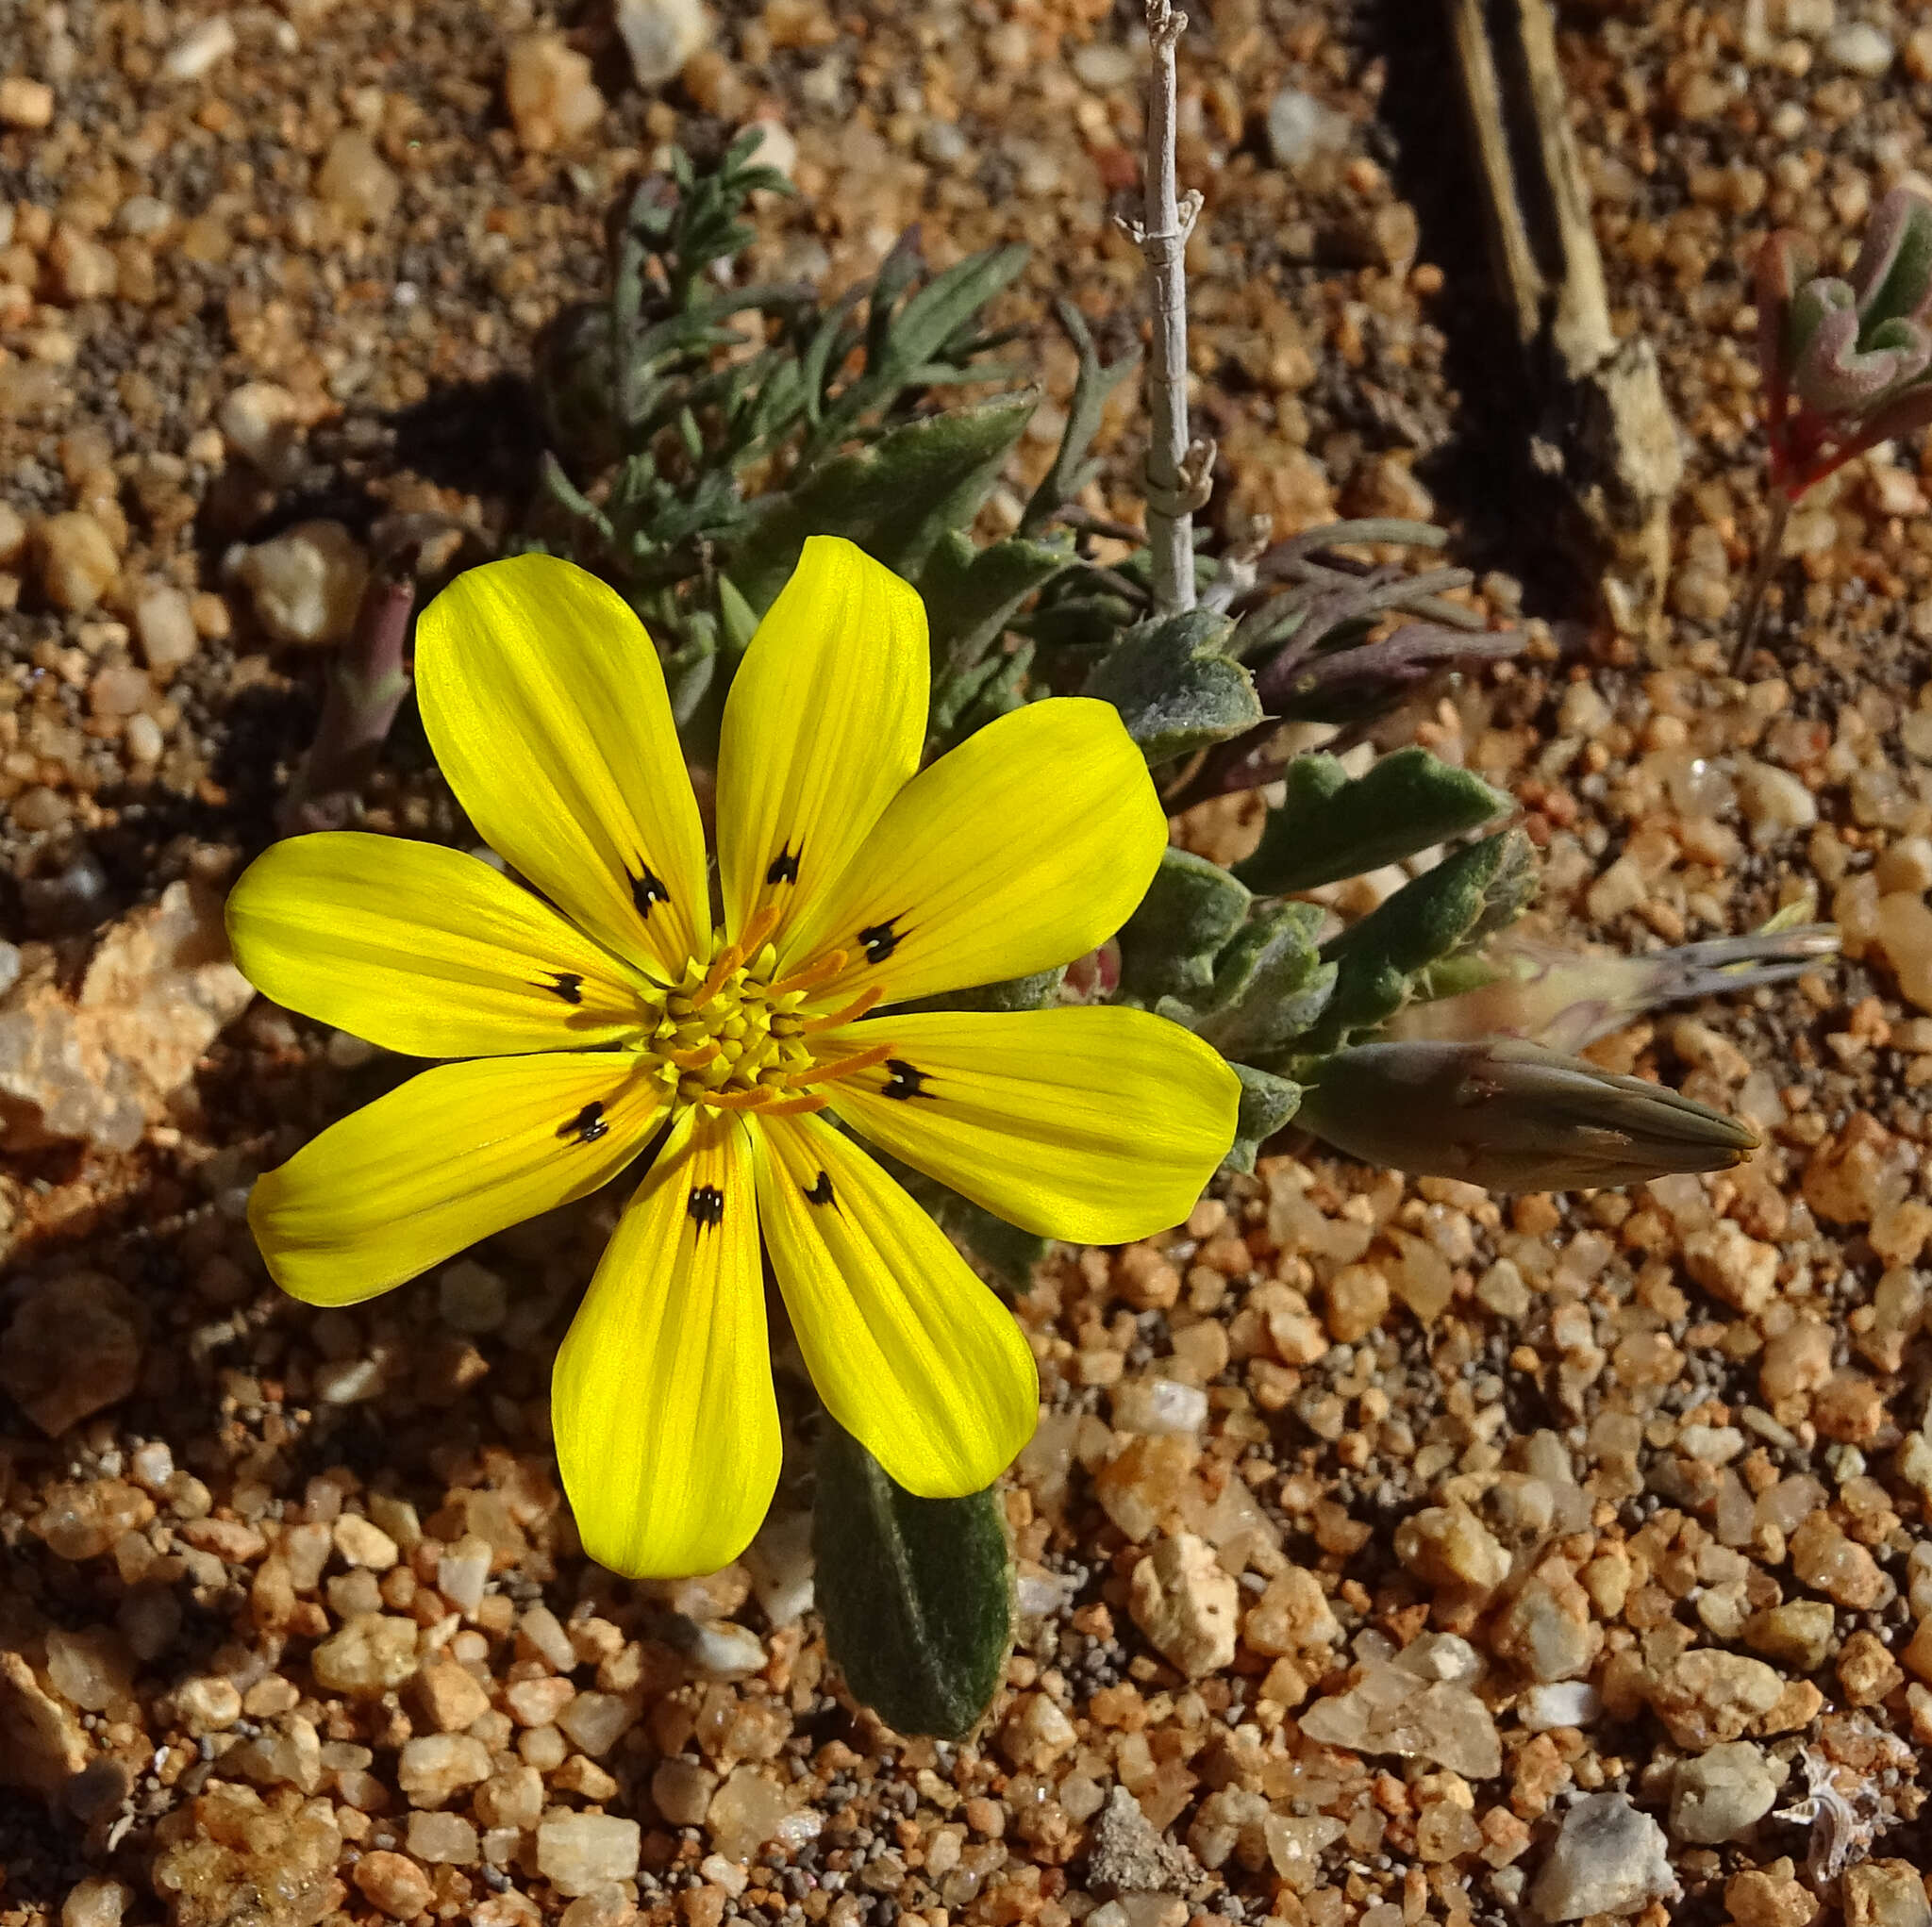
1297,1038,1758,1193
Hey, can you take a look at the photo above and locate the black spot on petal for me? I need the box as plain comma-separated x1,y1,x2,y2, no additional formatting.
560,1102,609,1144
883,1059,929,1102
766,846,801,887
858,918,903,964
631,867,670,917
688,1184,725,1230
544,972,584,1005
804,1170,836,1206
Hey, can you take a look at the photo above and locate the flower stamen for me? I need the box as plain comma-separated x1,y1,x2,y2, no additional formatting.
767,948,848,998
794,985,883,1032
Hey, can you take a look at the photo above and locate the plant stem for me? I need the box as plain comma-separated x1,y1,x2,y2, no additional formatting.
1135,0,1203,618
1729,489,1790,677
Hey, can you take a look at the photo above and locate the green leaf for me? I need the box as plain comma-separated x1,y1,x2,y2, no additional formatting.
1021,299,1140,535
1302,828,1539,1052
1236,749,1513,897
1224,1064,1304,1174
923,530,1074,688
1085,610,1263,766
1181,902,1337,1062
1116,849,1252,1005
814,1419,1013,1740
729,395,1037,611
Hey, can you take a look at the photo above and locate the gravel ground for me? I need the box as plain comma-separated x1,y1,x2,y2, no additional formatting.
6,1,1932,1925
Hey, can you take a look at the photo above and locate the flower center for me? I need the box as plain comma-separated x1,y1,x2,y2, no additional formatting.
638,906,888,1117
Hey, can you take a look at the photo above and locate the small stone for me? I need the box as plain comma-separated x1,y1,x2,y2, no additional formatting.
1843,1862,1932,1927
355,1850,434,1919
235,519,369,646
31,1480,154,1560
1726,1866,1821,1927
616,0,710,87
999,1691,1078,1770
505,1674,575,1726
557,1689,634,1756
742,1511,814,1627
1298,1661,1501,1779
1129,1533,1240,1678
1745,1601,1835,1671
685,1621,765,1682
44,1627,132,1711
505,34,606,153
1838,1628,1903,1706
334,1513,399,1570
706,1766,791,1860
47,226,119,303
1828,22,1892,72
1875,893,1932,1013
133,585,198,672
439,1259,508,1334
413,1658,491,1732
1648,1650,1784,1749
0,77,55,129
539,1815,642,1898
408,1809,480,1864
1266,88,1350,170
163,1675,242,1736
654,1756,720,1826
316,131,400,227
1790,1513,1889,1609
162,16,238,79
61,1876,134,1927
1529,1793,1676,1920
1393,1503,1510,1595
398,1731,492,1807
1521,1681,1602,1730
475,1763,544,1831
218,381,304,479
0,502,25,567
1110,1377,1208,1436
1088,1785,1199,1895
33,511,119,612
1670,1741,1781,1844
1684,1222,1779,1314
1242,1565,1340,1656
0,1650,90,1795
0,1272,142,1437
310,1613,417,1697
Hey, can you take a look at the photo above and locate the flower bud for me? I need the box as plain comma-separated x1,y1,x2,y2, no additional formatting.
1297,1038,1758,1192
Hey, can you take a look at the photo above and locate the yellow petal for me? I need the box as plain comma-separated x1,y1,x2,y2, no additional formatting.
226,832,655,1058
717,537,928,949
252,1054,667,1305
415,555,710,980
777,698,1165,1005
555,1109,779,1578
825,1006,1241,1242
751,1110,1038,1499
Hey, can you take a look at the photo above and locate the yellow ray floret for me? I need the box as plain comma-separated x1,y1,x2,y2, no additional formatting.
553,1109,780,1578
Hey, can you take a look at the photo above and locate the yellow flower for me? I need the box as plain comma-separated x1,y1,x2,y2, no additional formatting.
226,537,1239,1577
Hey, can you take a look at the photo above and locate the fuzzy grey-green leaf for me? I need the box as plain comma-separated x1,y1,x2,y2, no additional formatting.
1085,609,1263,765
814,1420,1013,1740
1223,1063,1304,1175
1185,902,1338,1063
1236,748,1512,896
1116,849,1253,1005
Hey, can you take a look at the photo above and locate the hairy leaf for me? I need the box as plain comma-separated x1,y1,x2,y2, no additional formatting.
1224,1063,1304,1175
1116,849,1252,1005
814,1420,1013,1739
1236,748,1512,896
1085,609,1263,765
